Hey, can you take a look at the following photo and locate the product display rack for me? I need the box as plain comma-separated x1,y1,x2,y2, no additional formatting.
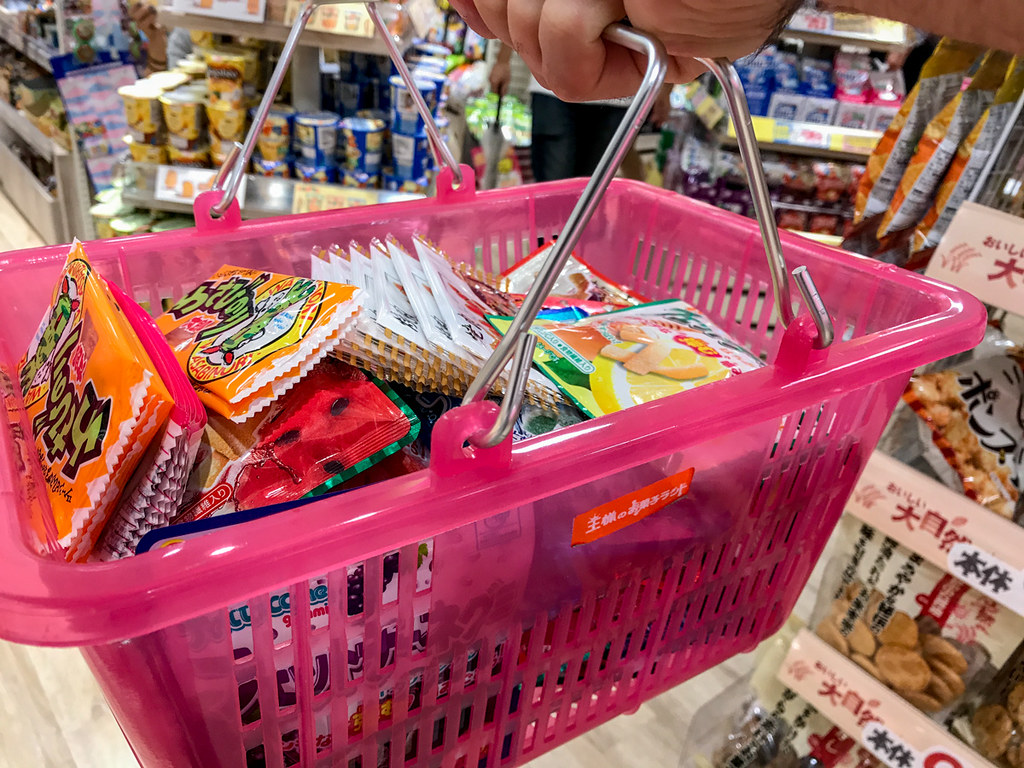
721,115,881,162
782,10,913,53
0,5,56,72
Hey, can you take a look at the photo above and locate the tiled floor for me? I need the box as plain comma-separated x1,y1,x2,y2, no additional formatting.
0,191,833,767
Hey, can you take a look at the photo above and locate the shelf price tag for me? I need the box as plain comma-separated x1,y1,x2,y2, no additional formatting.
788,9,835,33
928,201,1024,316
291,183,376,214
155,166,247,208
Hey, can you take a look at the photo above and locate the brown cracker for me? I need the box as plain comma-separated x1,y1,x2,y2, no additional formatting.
921,633,968,675
1008,683,1024,726
877,611,918,649
973,704,1013,759
875,645,931,692
898,687,944,713
848,619,876,657
816,619,850,656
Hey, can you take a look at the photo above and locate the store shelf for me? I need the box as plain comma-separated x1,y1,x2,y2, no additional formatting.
782,11,912,53
0,7,56,72
159,10,391,55
847,451,1024,618
779,629,994,768
0,100,58,160
0,141,65,243
122,161,421,218
722,116,881,162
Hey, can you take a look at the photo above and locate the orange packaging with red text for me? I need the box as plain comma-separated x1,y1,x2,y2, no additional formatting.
572,468,694,546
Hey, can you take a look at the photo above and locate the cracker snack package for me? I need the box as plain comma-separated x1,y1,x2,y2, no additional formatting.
856,38,983,223
878,50,1012,239
813,517,1024,718
488,299,763,418
18,242,173,561
959,639,1024,764
903,354,1024,519
914,58,1024,259
156,265,360,422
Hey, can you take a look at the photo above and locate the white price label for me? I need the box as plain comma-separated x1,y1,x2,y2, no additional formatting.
862,724,975,768
948,542,1024,613
928,201,1024,316
155,165,246,208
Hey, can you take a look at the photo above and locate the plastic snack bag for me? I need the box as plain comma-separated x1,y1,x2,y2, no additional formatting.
902,353,1024,519
914,58,1024,261
18,242,174,561
856,38,983,223
91,282,207,560
157,265,360,422
878,50,1012,240
177,357,418,522
501,241,649,306
488,299,763,418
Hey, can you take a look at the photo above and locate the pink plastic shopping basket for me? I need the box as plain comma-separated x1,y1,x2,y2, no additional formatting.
0,17,986,768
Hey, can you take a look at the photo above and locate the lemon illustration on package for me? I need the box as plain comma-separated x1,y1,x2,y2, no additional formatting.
157,265,361,422
18,241,174,561
487,300,764,418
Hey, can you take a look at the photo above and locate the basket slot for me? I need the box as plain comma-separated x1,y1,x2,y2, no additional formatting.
249,593,288,768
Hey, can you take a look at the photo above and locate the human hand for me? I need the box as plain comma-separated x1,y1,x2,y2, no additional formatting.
489,57,512,96
449,0,802,101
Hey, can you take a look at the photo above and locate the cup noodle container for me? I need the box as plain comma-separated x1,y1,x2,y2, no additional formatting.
389,74,438,135
391,131,431,181
339,117,386,175
207,102,247,157
119,83,165,144
161,90,206,151
254,104,295,162
295,111,341,166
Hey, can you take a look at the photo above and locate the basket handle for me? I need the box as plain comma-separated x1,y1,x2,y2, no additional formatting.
462,28,836,449
208,0,464,219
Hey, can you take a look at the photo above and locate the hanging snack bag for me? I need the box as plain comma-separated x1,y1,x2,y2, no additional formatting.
902,353,1024,519
856,38,983,223
488,299,763,418
156,265,360,422
18,242,174,561
915,58,1024,260
91,282,207,560
878,50,1012,239
176,357,418,522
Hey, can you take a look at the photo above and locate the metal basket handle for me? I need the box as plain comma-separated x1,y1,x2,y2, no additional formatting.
210,0,462,218
463,29,836,448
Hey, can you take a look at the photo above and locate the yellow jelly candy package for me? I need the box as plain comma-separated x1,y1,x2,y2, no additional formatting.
18,242,173,561
156,265,360,422
488,300,764,418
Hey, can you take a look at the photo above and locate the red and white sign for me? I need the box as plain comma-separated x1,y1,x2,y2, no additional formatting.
780,630,987,768
847,451,1024,618
929,201,1024,316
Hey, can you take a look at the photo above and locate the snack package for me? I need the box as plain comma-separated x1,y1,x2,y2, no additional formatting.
91,282,207,560
488,299,763,418
915,58,1024,259
878,51,1012,239
177,357,418,522
902,353,1024,519
856,39,983,222
501,241,649,306
156,266,360,422
813,517,1024,718
957,640,1024,764
18,242,173,561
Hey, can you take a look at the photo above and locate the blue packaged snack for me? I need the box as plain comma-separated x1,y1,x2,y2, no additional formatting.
392,131,431,180
772,51,801,94
340,168,380,188
389,74,438,134
295,111,340,165
733,53,775,116
339,116,386,174
412,66,446,105
295,161,337,183
800,58,835,98
251,156,292,177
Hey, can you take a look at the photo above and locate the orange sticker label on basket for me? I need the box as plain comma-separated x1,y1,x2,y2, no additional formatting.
571,468,694,546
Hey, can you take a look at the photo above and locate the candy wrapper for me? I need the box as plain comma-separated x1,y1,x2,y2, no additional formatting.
902,353,1024,519
877,50,1012,241
157,266,361,422
177,357,418,522
91,282,207,560
501,241,648,306
488,299,763,419
18,242,174,561
856,38,983,223
812,517,1024,719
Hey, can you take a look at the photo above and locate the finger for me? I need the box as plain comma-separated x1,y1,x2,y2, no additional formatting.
536,0,630,101
506,0,544,75
470,0,513,44
447,0,498,39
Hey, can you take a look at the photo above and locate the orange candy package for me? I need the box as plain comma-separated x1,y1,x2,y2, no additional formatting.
156,265,361,422
18,242,173,561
